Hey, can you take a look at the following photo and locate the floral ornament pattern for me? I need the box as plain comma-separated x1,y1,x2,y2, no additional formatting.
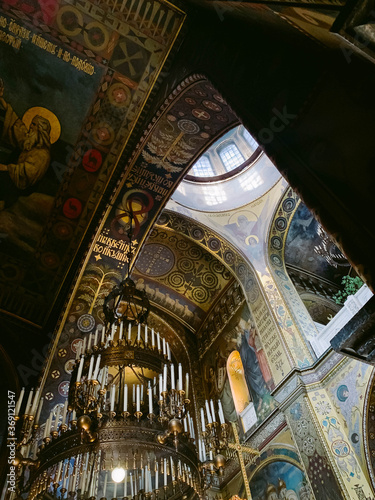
315,400,332,416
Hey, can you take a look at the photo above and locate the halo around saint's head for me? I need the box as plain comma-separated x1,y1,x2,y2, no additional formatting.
22,107,61,144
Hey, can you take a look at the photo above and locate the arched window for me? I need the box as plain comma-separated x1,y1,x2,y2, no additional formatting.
242,127,259,153
191,156,214,177
219,143,244,172
227,350,251,414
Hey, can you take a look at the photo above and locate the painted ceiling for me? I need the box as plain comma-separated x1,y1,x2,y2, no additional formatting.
132,227,234,326
0,0,186,325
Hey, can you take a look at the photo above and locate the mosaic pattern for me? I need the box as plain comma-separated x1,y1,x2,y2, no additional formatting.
268,188,319,356
135,228,232,311
326,358,372,474
307,389,373,498
287,394,343,500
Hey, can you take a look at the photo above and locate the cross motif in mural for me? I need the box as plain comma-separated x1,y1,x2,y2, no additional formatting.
226,422,260,500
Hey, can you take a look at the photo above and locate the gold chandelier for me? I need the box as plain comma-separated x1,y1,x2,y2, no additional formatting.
10,213,238,500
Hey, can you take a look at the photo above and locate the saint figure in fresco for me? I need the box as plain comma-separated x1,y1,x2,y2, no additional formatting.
0,80,55,209
248,323,274,390
205,365,218,399
236,319,273,414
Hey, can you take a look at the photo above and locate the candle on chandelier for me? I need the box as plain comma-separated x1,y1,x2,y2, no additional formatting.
137,323,141,342
93,354,101,381
218,399,225,424
185,373,189,399
43,413,49,438
128,322,132,341
157,331,161,351
56,461,63,484
87,333,92,352
155,461,159,490
159,374,163,399
200,407,206,432
163,364,167,393
15,387,25,416
148,382,153,415
153,376,157,396
202,439,206,461
123,384,128,412
205,400,212,424
130,473,134,498
190,414,195,440
30,387,40,417
87,355,94,381
54,405,61,432
141,384,144,403
94,327,98,347
76,355,84,383
167,342,171,361
164,458,167,486
183,417,188,433
62,460,68,490
61,399,68,427
178,364,183,390
136,385,140,412
35,397,44,425
210,399,216,423
82,336,87,354
151,328,155,348
110,384,116,411
119,322,123,340
162,337,166,356
25,389,33,416
145,325,148,345
170,364,175,390
101,326,105,344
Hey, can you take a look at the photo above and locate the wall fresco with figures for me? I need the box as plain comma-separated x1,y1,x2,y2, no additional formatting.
202,301,276,428
248,460,310,500
223,427,314,500
0,0,185,325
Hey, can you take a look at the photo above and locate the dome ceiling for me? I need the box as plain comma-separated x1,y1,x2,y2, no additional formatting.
132,225,235,331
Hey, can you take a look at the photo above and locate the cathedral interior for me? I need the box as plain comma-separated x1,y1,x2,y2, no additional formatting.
1,0,375,498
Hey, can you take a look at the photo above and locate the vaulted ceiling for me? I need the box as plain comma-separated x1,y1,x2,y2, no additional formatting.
1,0,375,398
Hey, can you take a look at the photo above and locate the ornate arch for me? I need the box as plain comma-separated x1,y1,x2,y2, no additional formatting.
38,75,241,419
267,187,318,359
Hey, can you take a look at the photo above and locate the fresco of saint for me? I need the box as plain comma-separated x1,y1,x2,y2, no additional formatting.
0,79,60,210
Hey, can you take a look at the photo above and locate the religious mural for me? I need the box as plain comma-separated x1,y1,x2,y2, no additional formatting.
0,0,185,325
0,35,102,253
249,461,310,500
285,202,350,285
202,302,276,427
